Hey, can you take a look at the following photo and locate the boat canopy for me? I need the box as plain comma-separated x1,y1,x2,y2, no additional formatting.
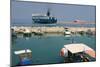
14,49,32,55
64,43,94,54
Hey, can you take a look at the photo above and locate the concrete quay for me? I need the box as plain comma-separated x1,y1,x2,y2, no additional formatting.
11,26,95,35
11,26,65,34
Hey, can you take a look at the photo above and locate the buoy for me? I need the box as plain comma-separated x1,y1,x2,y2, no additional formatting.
60,48,68,57
60,48,64,56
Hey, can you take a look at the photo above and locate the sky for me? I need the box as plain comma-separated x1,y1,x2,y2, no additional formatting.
11,0,96,24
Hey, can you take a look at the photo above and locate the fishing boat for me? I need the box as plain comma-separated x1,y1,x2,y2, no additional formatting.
64,31,71,35
60,43,96,62
14,49,32,66
64,28,71,35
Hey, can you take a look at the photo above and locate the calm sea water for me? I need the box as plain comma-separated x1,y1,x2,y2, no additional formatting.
11,34,96,66
11,22,95,28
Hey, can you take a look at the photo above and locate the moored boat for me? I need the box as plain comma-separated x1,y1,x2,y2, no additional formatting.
14,49,32,66
60,43,96,62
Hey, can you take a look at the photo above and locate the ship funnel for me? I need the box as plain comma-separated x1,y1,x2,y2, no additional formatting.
47,9,50,16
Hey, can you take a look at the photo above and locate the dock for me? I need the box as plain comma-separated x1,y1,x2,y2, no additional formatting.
11,26,65,34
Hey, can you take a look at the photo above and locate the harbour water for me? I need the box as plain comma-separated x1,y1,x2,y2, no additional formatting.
11,34,96,66
11,22,95,28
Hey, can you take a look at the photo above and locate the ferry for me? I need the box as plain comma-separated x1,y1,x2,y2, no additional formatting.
32,9,57,24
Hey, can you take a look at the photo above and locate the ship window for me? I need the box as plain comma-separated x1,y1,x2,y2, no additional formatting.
32,16,50,19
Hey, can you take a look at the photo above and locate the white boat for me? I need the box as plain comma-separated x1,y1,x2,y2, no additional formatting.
60,43,95,57
60,43,95,62
64,31,71,35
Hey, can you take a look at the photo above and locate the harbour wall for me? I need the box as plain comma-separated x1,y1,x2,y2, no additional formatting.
11,26,95,34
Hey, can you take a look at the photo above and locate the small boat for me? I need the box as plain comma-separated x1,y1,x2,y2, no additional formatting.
64,31,71,35
60,43,95,62
14,49,32,66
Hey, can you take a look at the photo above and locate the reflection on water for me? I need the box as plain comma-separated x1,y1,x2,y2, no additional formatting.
11,33,96,66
